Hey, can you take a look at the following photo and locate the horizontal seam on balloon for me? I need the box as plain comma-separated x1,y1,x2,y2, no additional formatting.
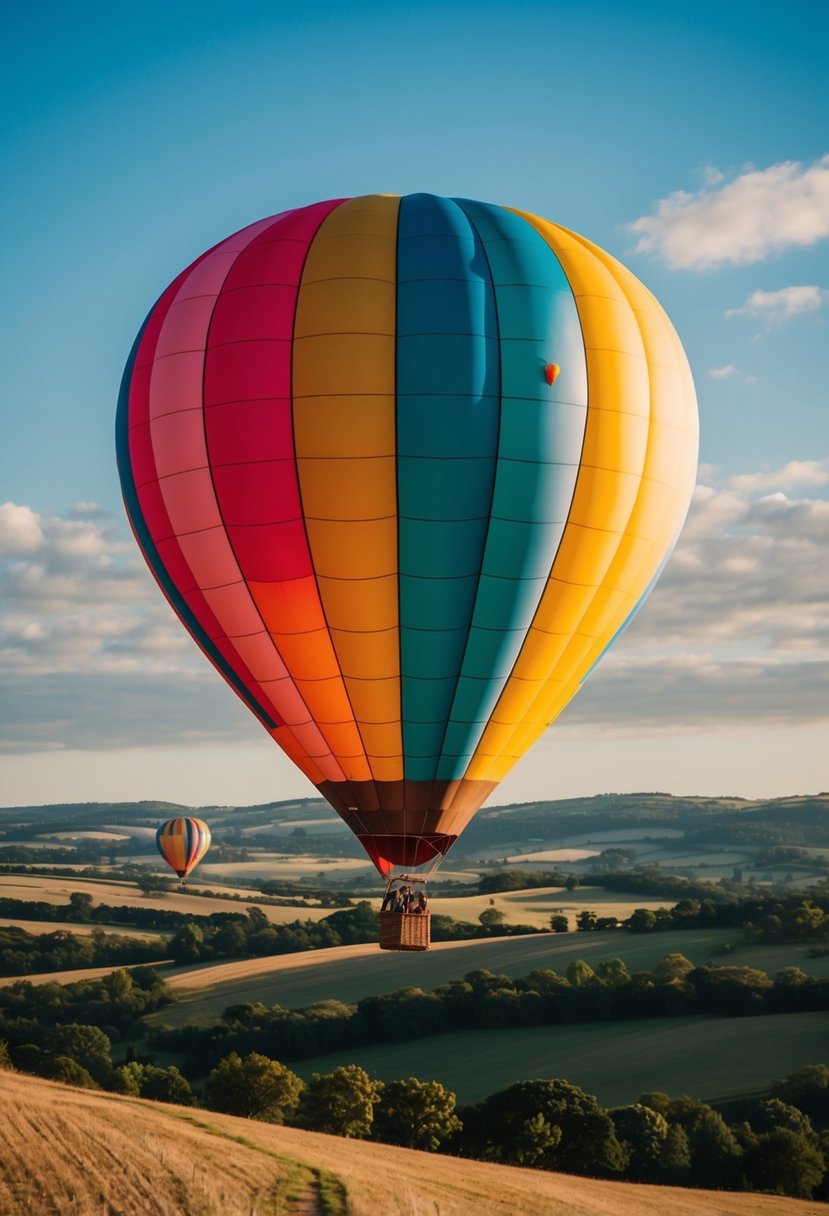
297,275,397,288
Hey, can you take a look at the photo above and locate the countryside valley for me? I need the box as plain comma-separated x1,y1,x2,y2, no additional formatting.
1,791,828,1213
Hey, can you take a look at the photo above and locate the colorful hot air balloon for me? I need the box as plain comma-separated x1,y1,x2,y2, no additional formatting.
118,193,698,882
155,816,212,880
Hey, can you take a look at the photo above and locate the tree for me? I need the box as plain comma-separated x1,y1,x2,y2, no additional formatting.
752,1098,814,1135
511,1113,562,1166
771,1064,829,1122
49,1056,97,1088
110,1063,142,1096
564,876,579,892
373,1078,462,1151
566,959,596,988
687,1107,742,1189
136,875,174,896
595,958,631,987
473,1079,626,1177
576,910,597,931
205,1052,303,1123
549,914,569,933
45,1024,112,1085
323,901,377,944
0,1040,12,1070
170,922,205,963
744,1128,825,1198
294,1064,379,1138
628,909,657,933
653,953,694,983
656,1124,691,1185
478,907,506,929
609,1104,668,1181
67,892,94,922
138,1064,195,1106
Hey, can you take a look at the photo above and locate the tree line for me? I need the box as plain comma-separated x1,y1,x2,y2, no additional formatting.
148,953,829,1076
0,898,540,977
0,924,167,977
2,1019,827,1199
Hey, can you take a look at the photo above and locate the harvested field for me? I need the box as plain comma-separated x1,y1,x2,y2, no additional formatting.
429,884,672,928
151,927,829,1026
0,917,166,940
0,873,334,922
0,1071,821,1216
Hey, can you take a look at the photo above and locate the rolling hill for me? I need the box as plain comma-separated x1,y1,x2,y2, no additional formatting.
0,1071,822,1216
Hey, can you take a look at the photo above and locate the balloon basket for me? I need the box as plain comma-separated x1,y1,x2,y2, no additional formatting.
379,911,431,951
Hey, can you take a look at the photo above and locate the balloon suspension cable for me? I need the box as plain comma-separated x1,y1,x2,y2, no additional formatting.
382,838,445,895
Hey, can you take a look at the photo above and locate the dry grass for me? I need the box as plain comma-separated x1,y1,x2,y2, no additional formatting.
0,1071,823,1216
0,873,334,923
0,917,165,940
0,1071,304,1216
429,885,671,929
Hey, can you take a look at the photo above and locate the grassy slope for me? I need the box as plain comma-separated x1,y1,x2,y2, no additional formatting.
0,1071,821,1216
152,927,829,1026
290,1011,829,1108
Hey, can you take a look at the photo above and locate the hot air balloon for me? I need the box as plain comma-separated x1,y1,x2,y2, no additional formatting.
155,816,212,880
118,193,697,946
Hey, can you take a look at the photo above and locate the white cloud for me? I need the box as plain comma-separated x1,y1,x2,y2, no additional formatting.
0,503,45,556
728,457,829,493
708,365,741,379
0,504,195,679
570,463,829,728
725,285,827,325
627,154,829,269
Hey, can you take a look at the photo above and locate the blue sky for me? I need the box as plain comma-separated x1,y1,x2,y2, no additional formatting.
1,1,827,807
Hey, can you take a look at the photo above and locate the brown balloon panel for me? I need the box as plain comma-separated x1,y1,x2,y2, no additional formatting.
318,777,498,874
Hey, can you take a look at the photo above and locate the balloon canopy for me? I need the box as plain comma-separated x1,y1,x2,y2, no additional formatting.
155,816,212,879
118,193,698,878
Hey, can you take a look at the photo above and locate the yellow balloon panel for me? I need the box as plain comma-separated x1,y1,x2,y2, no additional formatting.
465,211,698,788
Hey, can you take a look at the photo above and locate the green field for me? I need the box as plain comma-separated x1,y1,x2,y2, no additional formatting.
151,927,829,1028
289,1011,829,1108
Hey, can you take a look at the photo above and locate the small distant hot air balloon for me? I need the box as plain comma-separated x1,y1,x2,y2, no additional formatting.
119,193,698,948
155,817,212,880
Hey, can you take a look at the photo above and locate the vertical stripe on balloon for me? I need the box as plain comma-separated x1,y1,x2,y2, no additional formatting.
395,194,501,790
293,195,403,793
435,199,588,782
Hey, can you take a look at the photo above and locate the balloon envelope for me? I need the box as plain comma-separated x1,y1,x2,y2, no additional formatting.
118,193,698,877
156,816,212,879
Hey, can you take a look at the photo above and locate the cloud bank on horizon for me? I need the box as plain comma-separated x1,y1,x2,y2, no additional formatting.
2,454,827,755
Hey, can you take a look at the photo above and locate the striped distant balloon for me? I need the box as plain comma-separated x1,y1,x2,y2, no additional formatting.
155,817,212,879
118,194,698,878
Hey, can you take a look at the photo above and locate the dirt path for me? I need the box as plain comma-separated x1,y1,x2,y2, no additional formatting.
290,1180,323,1215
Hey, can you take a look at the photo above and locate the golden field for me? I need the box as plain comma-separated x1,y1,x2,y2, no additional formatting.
0,1070,823,1216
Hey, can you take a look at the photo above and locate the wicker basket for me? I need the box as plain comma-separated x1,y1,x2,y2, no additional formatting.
379,911,431,951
